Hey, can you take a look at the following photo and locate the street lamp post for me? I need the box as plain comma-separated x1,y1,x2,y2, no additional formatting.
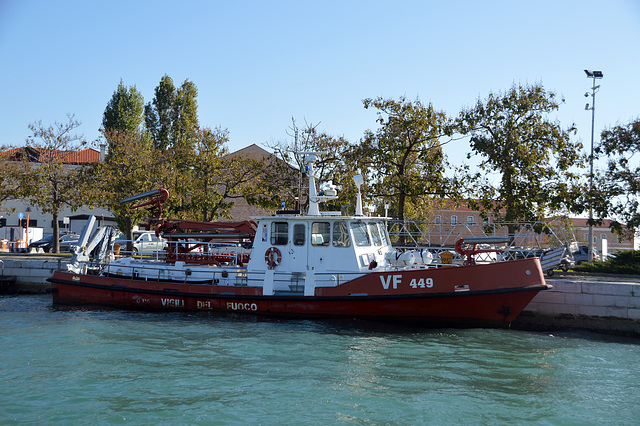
584,69,603,263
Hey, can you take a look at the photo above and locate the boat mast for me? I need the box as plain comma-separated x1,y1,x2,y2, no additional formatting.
354,172,364,216
304,153,340,216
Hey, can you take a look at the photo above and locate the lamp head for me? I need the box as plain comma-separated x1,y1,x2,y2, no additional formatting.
584,69,603,78
353,173,364,189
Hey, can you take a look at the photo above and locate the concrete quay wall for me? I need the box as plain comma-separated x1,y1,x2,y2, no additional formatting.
515,276,640,336
0,258,67,293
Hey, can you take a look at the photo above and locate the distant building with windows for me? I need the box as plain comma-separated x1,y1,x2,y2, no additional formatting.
426,199,634,252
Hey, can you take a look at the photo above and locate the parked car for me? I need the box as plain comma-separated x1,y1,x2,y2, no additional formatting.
28,233,80,253
572,245,597,265
114,231,166,255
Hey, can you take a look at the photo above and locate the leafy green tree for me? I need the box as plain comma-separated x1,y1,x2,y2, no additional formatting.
145,75,199,152
173,79,199,150
97,80,155,244
186,127,229,221
102,80,147,138
593,118,640,238
358,97,453,225
458,83,585,237
144,76,201,217
90,130,159,239
145,75,176,151
98,76,295,228
19,115,87,252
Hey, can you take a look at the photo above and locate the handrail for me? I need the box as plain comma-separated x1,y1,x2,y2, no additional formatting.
387,218,576,252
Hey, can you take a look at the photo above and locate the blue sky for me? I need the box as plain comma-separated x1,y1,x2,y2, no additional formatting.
1,0,639,168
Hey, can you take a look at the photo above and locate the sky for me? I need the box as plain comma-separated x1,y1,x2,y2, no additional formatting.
1,0,639,170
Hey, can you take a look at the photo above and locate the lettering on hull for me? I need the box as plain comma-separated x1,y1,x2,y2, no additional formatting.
380,274,435,290
132,295,150,304
161,298,185,308
380,274,402,289
226,302,258,312
197,300,213,310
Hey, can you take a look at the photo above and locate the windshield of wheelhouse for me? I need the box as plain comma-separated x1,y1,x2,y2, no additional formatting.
378,222,390,246
350,221,371,247
368,222,383,246
332,220,351,247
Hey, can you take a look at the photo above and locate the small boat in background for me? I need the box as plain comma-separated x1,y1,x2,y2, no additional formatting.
49,154,550,327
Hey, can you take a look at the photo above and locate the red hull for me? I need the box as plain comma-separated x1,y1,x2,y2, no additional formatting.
49,258,550,327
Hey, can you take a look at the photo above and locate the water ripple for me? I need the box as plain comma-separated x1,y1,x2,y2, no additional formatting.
1,295,639,424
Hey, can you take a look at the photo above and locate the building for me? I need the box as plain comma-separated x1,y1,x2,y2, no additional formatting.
0,147,114,241
425,199,634,253
569,218,634,253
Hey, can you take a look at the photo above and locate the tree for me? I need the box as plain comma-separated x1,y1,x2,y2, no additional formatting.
144,76,201,217
102,80,147,138
145,75,199,152
90,130,159,240
145,75,176,151
458,83,585,237
98,80,155,244
268,118,354,214
18,115,87,252
186,127,229,221
593,118,640,238
358,97,453,225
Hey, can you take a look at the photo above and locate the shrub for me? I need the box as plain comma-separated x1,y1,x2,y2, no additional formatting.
572,250,640,275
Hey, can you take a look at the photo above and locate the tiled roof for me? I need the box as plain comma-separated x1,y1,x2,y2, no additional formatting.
226,143,272,159
1,147,100,164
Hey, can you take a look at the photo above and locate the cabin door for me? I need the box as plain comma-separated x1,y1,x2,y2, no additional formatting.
288,223,309,276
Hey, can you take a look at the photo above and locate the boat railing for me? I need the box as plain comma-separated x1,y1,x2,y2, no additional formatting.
110,239,251,266
102,262,249,286
388,218,576,253
111,240,167,261
164,240,251,265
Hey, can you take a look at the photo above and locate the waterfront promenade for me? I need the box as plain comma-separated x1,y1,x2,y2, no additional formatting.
2,254,639,336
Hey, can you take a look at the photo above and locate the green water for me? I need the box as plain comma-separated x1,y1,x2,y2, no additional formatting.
1,295,638,425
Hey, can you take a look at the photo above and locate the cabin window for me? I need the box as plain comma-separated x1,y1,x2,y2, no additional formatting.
350,221,371,247
378,223,389,246
368,222,383,246
293,224,305,246
332,221,351,247
311,222,330,246
270,222,288,245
